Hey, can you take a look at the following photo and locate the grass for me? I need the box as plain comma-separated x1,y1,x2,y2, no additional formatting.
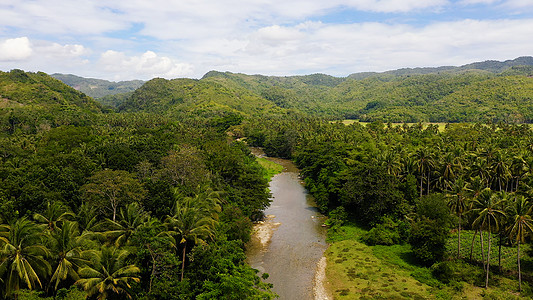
325,224,533,299
445,230,531,271
326,225,433,299
338,120,448,131
256,157,284,181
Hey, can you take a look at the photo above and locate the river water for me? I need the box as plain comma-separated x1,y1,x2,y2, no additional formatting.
246,155,329,300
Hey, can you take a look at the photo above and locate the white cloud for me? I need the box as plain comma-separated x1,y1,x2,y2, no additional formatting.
99,50,194,80
201,18,533,76
37,42,88,58
342,0,449,13
0,37,32,61
460,0,501,5
503,0,533,8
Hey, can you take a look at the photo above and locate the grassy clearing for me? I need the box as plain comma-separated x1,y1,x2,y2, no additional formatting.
445,230,532,271
256,157,283,181
338,120,448,131
326,225,433,299
325,224,533,299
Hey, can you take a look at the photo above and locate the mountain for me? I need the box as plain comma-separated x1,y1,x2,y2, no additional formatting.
0,70,101,111
51,73,144,100
0,70,102,134
118,77,285,118
12,56,531,124
348,56,533,79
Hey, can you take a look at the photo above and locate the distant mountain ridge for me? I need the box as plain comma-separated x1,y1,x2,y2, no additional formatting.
348,56,533,79
5,56,533,124
51,73,144,99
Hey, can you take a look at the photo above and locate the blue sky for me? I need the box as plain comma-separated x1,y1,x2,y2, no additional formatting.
0,0,532,80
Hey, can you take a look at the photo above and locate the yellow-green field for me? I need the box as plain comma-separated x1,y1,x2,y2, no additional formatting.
325,224,528,299
256,157,284,181
338,120,448,131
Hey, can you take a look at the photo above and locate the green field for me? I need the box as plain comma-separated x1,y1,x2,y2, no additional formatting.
325,224,531,299
256,157,284,181
339,120,448,131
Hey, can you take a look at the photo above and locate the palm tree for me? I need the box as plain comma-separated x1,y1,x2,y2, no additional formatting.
490,150,510,192
33,201,75,232
509,154,526,192
446,178,470,258
96,202,149,247
47,220,91,292
164,189,220,281
377,149,402,177
414,147,435,197
0,218,51,298
76,202,99,233
507,195,533,293
439,152,461,191
472,189,506,288
75,246,140,300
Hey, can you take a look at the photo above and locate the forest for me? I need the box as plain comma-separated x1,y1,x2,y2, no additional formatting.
1,57,533,299
0,70,276,299
242,118,533,298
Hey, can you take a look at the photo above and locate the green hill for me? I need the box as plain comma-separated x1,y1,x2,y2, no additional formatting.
195,58,533,122
51,73,144,103
0,70,102,134
118,77,286,118
24,56,533,123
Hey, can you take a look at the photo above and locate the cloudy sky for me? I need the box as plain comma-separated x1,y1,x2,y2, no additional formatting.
0,0,532,81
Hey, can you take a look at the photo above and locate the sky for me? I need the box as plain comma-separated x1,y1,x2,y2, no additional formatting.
0,0,532,81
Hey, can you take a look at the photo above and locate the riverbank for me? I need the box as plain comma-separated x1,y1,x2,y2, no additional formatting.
247,151,330,299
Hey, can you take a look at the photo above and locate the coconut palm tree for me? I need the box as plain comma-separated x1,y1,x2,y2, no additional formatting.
47,220,91,292
490,150,510,192
164,188,221,281
96,202,149,247
507,195,533,293
0,218,51,298
472,189,506,288
414,147,435,197
33,201,75,232
75,246,140,300
446,178,470,258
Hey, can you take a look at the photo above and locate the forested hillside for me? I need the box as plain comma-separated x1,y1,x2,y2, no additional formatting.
51,74,144,100
241,117,533,298
107,57,533,123
3,56,533,299
118,77,285,118
0,71,276,299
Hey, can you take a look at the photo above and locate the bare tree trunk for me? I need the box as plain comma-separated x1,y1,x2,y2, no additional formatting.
498,232,503,273
518,241,522,293
420,175,423,198
470,229,478,262
427,171,430,195
480,230,486,271
457,214,461,258
181,243,187,281
486,221,491,288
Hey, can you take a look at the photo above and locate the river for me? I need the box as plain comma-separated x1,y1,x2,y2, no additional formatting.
246,154,329,300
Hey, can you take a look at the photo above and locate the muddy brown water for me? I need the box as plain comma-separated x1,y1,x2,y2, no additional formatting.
246,153,328,300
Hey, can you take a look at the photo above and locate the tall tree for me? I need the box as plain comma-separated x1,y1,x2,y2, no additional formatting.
33,201,75,232
472,189,506,288
97,202,150,247
47,220,90,292
414,147,435,197
446,178,469,258
164,189,220,281
0,218,51,298
507,195,533,293
75,246,140,300
80,169,146,221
